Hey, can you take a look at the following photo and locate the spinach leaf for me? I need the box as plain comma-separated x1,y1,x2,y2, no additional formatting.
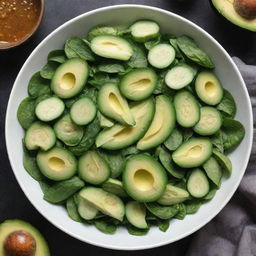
17,97,36,129
40,61,59,80
87,26,118,41
28,72,51,98
48,49,67,63
145,202,180,220
211,130,225,153
159,147,185,179
175,203,186,220
157,219,170,232
221,118,245,151
94,219,117,234
203,157,222,187
68,117,101,156
39,180,52,194
88,73,119,89
100,150,125,178
212,149,232,175
43,176,85,203
144,36,161,50
66,196,83,222
174,179,187,190
23,151,45,181
122,145,140,156
182,128,194,142
128,41,148,68
65,37,95,61
169,37,183,58
217,89,237,118
97,62,125,73
204,188,217,201
176,36,214,68
185,200,201,214
126,224,149,236
164,128,183,151
34,94,52,106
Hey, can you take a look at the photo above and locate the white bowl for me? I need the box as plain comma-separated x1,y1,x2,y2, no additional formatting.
5,4,253,250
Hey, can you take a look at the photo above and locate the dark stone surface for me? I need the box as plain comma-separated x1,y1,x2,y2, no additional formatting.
0,1,255,255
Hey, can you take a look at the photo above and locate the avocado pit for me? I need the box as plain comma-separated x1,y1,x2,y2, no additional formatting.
4,230,36,256
234,0,256,19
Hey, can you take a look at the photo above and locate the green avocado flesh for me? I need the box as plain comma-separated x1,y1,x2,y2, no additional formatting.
0,219,50,256
212,0,256,31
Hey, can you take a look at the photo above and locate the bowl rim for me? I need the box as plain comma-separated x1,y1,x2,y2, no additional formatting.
5,4,253,250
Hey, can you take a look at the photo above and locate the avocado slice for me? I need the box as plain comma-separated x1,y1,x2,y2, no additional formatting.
137,95,176,150
97,83,135,126
211,0,256,31
123,154,167,202
0,219,50,256
96,98,155,150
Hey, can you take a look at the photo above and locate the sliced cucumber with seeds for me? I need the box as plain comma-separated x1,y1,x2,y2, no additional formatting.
90,35,133,61
187,168,210,198
25,122,56,151
193,107,222,136
126,201,148,229
54,114,84,146
148,44,175,69
70,97,97,125
102,178,127,197
203,157,222,187
195,71,223,105
174,90,200,128
97,82,135,126
165,64,195,90
137,95,176,150
172,137,212,168
79,187,125,221
78,151,110,185
35,97,65,122
51,58,89,99
119,68,157,101
158,184,190,205
36,147,77,181
213,149,232,175
77,195,99,220
130,20,160,42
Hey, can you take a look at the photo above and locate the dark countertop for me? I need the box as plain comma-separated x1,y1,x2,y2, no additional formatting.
0,1,255,255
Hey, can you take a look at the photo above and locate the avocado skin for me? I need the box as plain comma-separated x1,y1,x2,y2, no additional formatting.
210,0,256,32
0,219,50,256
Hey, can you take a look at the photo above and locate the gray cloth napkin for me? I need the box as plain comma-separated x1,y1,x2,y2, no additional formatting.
187,57,256,256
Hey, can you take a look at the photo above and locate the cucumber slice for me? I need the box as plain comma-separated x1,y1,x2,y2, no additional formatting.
174,90,200,128
126,201,148,229
25,122,56,151
97,82,135,126
70,97,97,125
195,71,223,105
79,187,125,221
137,95,176,150
165,64,195,90
99,113,114,128
102,178,127,197
193,107,222,136
51,58,89,99
54,114,84,146
187,168,210,198
36,147,77,181
35,97,65,122
157,184,190,205
148,44,175,69
90,35,133,61
212,149,232,175
130,20,160,42
119,68,157,101
78,151,110,185
172,137,212,168
77,195,98,220
203,157,222,187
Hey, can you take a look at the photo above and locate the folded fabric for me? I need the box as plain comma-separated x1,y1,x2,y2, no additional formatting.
186,57,256,256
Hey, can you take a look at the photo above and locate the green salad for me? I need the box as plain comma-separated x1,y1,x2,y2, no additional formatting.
17,20,245,236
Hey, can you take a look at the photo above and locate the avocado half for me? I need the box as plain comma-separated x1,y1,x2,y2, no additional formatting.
211,0,256,31
0,219,50,256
